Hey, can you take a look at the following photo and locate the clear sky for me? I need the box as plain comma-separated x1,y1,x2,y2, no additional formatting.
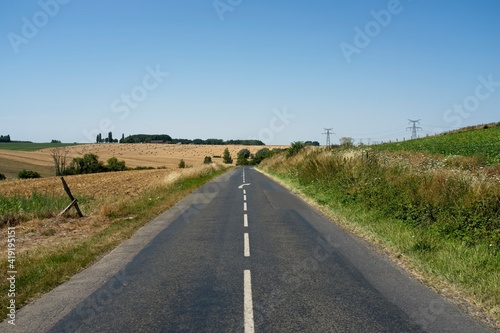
1,0,499,145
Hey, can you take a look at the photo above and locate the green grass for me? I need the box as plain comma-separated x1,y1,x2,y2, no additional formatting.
0,193,94,227
0,142,78,152
374,123,500,165
0,166,229,320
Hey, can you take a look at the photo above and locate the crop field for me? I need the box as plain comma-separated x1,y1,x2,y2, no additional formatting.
0,142,77,151
0,167,216,253
374,123,500,165
0,143,286,179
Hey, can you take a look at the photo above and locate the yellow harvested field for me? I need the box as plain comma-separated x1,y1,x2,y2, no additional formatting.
0,169,173,199
0,143,287,178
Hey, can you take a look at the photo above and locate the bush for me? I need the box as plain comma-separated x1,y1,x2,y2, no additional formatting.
18,169,41,179
203,156,212,164
223,148,233,164
178,159,186,168
106,157,127,171
287,141,306,158
0,173,6,181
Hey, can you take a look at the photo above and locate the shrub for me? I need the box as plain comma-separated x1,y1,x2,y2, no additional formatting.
203,156,212,164
18,169,41,179
223,148,233,164
178,159,186,168
287,141,306,158
0,173,6,181
106,157,127,171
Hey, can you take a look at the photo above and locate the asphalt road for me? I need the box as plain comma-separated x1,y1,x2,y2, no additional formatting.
3,167,495,332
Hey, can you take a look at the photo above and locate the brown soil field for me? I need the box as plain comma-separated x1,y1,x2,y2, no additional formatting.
0,144,286,178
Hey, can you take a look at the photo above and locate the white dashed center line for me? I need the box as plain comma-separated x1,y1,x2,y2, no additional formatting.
242,169,254,332
244,270,255,333
244,233,250,257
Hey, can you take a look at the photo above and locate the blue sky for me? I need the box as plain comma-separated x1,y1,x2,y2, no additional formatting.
1,0,499,144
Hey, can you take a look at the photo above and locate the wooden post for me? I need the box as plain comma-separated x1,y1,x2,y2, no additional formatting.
60,177,83,217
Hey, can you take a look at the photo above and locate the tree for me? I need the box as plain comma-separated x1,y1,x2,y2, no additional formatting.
0,135,11,143
106,157,127,171
67,153,104,174
108,132,113,143
222,148,233,164
252,148,271,165
120,133,125,143
51,147,69,176
203,156,212,164
339,137,354,147
178,159,186,168
236,149,251,165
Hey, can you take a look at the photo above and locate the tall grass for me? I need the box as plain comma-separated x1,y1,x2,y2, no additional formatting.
0,193,93,227
259,147,500,325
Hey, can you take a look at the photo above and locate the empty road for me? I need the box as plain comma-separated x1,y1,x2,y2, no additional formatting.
3,168,495,332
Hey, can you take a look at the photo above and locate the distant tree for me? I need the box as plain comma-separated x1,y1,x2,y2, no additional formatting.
108,132,113,143
18,169,41,179
236,149,251,165
339,137,355,147
66,153,104,174
0,173,6,181
222,148,233,164
237,149,251,159
0,135,11,143
252,148,271,165
203,156,212,164
120,133,125,143
96,133,102,144
193,139,204,145
51,139,61,144
178,159,186,168
50,147,69,176
106,157,127,171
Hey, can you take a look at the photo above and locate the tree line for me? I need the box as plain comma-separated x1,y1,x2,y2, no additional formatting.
96,132,266,146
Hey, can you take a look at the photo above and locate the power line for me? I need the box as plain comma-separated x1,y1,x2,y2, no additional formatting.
322,128,334,147
407,119,422,140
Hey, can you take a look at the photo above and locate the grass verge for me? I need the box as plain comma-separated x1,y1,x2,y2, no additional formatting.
0,165,229,320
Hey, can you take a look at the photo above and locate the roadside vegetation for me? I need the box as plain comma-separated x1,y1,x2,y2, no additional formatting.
0,164,229,319
258,128,500,327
